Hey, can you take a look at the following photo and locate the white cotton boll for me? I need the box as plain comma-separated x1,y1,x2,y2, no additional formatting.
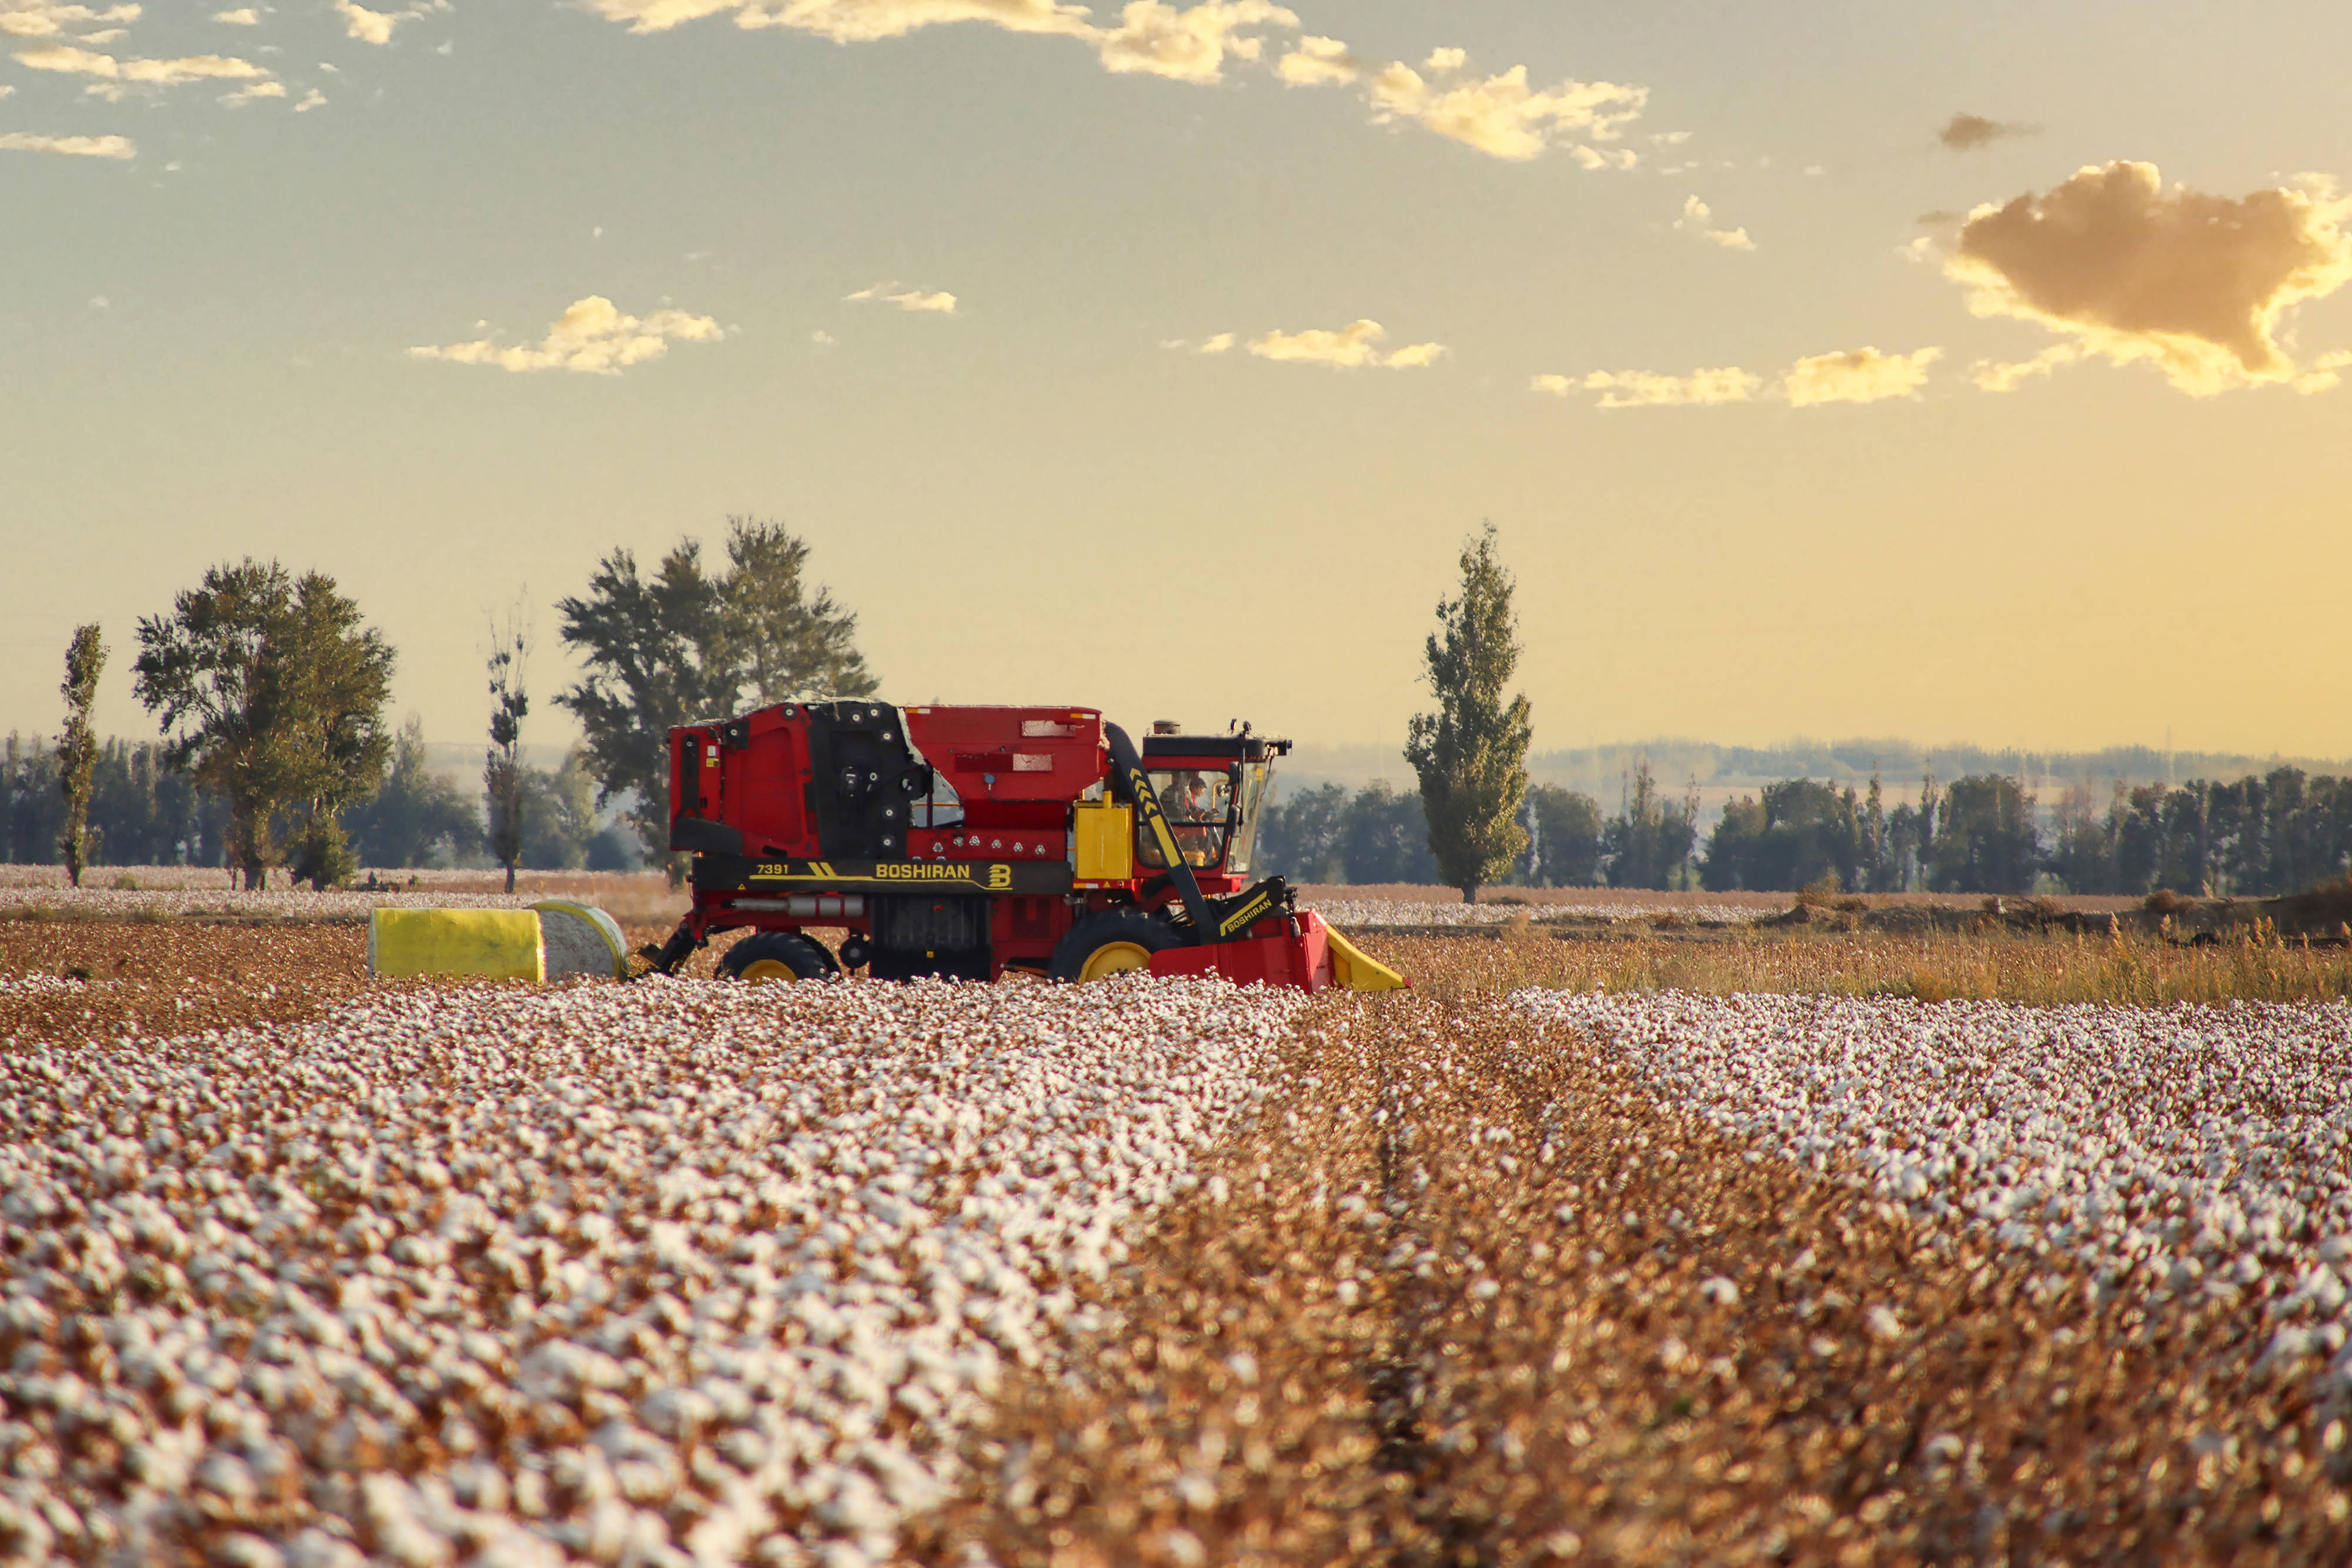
215,1534,289,1568
285,1529,368,1568
1698,1276,1739,1306
1865,1305,1903,1341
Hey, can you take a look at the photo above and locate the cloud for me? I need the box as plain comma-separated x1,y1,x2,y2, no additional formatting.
846,280,957,312
1936,112,2036,152
576,1,1648,168
1781,345,1940,406
219,77,282,103
15,44,272,98
1245,319,1444,369
334,0,399,43
1274,32,1353,87
1368,59,1644,162
212,6,257,21
333,0,447,44
0,127,133,156
586,0,1097,41
292,85,323,109
1198,330,1233,353
2293,350,2352,395
1542,349,1940,409
1946,161,2352,394
1675,193,1753,250
1970,344,2079,393
1554,366,1761,409
1096,0,1293,82
409,296,726,375
0,2,138,39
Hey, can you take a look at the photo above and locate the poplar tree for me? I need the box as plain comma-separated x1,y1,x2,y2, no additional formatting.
1405,524,1533,903
58,624,105,887
485,613,529,894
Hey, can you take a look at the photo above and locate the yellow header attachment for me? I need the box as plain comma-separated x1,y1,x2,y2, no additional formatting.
1325,925,1410,991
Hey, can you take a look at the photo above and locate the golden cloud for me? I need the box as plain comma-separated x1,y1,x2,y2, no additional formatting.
1368,59,1643,162
1274,32,1353,87
1781,345,1940,406
0,127,133,155
574,1,1648,169
846,280,957,313
1947,161,2352,395
1675,193,1752,250
0,2,138,39
586,0,1094,41
15,42,270,98
1096,0,1292,82
335,1,399,44
409,296,726,375
1247,319,1444,369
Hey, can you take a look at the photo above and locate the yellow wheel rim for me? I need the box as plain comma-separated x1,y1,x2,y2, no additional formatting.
737,958,800,985
1079,941,1154,982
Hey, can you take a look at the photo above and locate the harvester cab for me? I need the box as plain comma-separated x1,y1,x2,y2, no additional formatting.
643,702,1407,994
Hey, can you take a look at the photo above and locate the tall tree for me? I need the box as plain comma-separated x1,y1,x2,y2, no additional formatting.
1405,524,1533,904
558,517,876,860
57,625,105,887
484,612,529,894
132,560,395,889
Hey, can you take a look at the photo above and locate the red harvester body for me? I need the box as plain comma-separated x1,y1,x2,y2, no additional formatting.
643,701,1406,992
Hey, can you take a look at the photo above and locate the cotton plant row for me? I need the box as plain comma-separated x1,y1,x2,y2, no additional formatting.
0,975,1303,1566
1516,989,2352,1369
1314,898,1766,928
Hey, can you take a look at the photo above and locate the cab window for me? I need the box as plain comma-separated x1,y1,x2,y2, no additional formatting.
1137,767,1235,870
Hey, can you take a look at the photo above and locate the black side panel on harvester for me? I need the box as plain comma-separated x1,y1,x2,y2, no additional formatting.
868,894,993,982
801,703,928,860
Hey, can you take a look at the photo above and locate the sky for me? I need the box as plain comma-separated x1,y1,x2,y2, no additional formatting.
5,0,2352,764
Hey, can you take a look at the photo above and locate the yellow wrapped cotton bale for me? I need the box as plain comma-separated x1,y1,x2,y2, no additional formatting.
368,908,546,982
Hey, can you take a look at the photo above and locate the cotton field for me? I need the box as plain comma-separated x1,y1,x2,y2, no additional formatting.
0,977,1302,1567
11,912,2352,1566
1519,991,2352,1352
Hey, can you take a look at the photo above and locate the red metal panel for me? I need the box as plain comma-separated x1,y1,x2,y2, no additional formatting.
904,707,1105,814
727,713,817,857
1148,916,1328,992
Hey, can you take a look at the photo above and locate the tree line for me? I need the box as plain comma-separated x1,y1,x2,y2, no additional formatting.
1254,765,2352,896
22,515,2350,899
15,517,872,887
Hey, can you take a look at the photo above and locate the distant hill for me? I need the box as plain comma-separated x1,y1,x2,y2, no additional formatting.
1277,738,2352,830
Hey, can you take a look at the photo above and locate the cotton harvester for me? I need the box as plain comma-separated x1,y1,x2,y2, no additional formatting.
640,703,1406,992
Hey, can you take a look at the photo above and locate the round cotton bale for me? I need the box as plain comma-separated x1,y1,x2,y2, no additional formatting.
533,900,629,981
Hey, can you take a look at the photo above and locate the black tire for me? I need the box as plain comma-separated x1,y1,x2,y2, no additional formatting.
718,931,840,984
1048,908,1186,983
